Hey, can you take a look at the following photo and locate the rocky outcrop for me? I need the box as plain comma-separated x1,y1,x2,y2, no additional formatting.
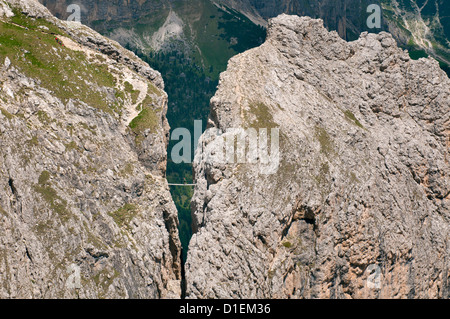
186,15,449,298
0,0,181,298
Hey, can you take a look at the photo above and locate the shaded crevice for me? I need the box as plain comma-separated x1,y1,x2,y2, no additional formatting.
180,248,187,299
8,178,18,199
162,208,187,298
85,248,109,262
303,215,317,233
282,202,319,239
162,209,182,281
25,245,33,263
8,177,23,218
258,234,268,246
281,220,291,239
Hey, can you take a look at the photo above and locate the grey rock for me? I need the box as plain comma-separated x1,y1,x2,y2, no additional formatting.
186,15,449,298
4,57,10,69
0,0,181,298
0,0,13,18
6,0,52,19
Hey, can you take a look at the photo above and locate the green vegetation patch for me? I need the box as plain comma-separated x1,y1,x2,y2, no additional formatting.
343,110,364,129
282,241,293,248
38,170,50,184
0,205,7,216
79,122,97,135
83,221,106,249
34,170,71,222
64,141,79,152
10,8,62,35
124,81,140,104
245,101,277,128
36,110,53,125
119,163,134,177
349,172,360,184
108,203,139,229
314,126,334,156
0,107,13,120
147,82,162,97
129,102,159,144
314,162,330,185
25,135,39,147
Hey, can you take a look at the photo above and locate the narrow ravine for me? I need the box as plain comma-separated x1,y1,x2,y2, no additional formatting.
130,36,267,268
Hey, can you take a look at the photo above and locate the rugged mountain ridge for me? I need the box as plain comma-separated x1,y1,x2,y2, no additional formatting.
38,0,450,75
186,15,449,298
37,1,450,103
0,0,181,298
219,0,381,39
39,0,380,48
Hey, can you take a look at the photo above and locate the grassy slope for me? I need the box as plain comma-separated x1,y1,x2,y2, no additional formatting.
0,9,163,149
0,10,118,113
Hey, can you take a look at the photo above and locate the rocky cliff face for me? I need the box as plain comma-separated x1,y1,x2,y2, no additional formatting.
220,0,382,40
0,0,181,298
186,15,449,298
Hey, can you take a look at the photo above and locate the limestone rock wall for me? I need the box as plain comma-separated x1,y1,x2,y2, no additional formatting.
0,0,181,298
186,15,449,299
